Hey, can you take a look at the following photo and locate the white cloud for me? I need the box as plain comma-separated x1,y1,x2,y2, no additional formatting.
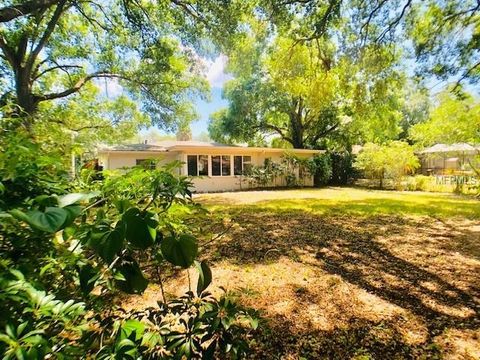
204,55,233,88
96,78,123,98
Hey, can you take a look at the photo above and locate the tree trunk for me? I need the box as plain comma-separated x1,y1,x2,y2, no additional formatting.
379,169,385,189
289,97,305,149
14,64,38,129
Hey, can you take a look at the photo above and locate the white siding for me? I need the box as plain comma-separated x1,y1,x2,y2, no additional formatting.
99,152,179,171
100,150,315,193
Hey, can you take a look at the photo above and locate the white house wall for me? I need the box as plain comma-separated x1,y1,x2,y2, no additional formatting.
100,150,315,193
99,152,180,171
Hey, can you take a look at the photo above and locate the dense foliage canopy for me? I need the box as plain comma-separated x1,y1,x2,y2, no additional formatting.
208,0,480,150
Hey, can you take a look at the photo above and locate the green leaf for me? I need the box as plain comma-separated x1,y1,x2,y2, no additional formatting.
62,205,82,228
89,222,125,263
17,322,28,337
123,208,156,249
161,234,198,268
114,259,148,294
33,195,58,207
195,260,212,295
248,316,259,330
11,207,68,233
120,320,145,341
113,199,131,214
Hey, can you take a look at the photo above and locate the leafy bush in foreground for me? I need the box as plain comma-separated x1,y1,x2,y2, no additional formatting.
0,131,257,359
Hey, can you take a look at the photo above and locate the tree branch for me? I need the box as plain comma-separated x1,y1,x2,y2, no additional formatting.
261,123,294,145
27,0,68,69
292,0,341,45
171,0,209,28
48,118,110,132
310,122,340,144
360,0,389,44
453,60,480,91
35,71,167,102
36,72,115,101
0,0,61,23
0,34,16,66
375,0,412,43
74,2,110,31
33,64,83,80
444,2,480,22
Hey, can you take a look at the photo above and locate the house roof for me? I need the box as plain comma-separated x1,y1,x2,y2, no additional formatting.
98,141,323,154
420,143,477,154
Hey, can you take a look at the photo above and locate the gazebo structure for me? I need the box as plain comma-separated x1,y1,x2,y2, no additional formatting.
418,143,479,175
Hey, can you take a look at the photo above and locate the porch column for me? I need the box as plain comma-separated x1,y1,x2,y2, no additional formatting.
181,153,187,176
208,155,212,177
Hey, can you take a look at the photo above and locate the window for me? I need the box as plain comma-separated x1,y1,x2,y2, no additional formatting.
187,155,209,176
212,155,231,176
234,156,242,175
198,155,208,175
136,159,156,170
187,155,197,176
222,155,231,176
234,156,252,175
243,156,252,173
212,156,221,176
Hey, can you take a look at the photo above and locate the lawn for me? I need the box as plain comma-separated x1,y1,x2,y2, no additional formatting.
130,187,480,359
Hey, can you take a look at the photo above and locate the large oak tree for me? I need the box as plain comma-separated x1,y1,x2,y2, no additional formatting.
0,0,251,130
209,31,404,149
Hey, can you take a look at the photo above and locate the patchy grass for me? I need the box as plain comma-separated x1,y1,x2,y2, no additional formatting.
198,187,480,219
134,188,480,359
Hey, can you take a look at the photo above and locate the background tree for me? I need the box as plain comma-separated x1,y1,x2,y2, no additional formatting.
176,124,193,141
354,141,420,188
398,82,431,140
409,89,480,146
209,31,405,149
32,83,149,159
130,128,176,144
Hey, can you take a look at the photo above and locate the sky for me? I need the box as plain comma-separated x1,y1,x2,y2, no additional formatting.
189,55,231,137
101,55,232,139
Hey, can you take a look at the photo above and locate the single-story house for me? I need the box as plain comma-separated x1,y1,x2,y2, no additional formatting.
97,141,322,192
418,143,480,175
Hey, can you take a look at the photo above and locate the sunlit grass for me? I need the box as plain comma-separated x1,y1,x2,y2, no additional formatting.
198,187,480,219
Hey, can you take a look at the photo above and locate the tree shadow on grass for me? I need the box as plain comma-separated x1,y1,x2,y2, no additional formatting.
251,315,443,359
203,209,480,358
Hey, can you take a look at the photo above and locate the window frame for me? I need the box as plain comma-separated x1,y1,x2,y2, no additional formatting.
234,155,252,175
187,155,209,177
211,155,232,177
136,159,156,170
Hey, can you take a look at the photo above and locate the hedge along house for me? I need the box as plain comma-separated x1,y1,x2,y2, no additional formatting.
97,141,323,192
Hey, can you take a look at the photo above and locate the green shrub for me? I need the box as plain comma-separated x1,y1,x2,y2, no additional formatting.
329,152,355,185
405,175,431,191
311,153,332,186
354,142,420,189
402,175,478,194
95,291,258,359
0,134,259,359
